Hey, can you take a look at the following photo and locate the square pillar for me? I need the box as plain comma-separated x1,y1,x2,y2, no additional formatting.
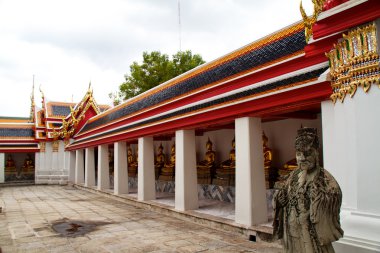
137,136,155,201
63,151,68,172
75,149,84,184
0,153,4,183
235,117,268,226
85,147,95,187
175,129,198,211
114,141,128,195
98,144,110,190
68,151,76,183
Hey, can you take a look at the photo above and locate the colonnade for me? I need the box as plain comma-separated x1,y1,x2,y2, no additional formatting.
67,117,268,227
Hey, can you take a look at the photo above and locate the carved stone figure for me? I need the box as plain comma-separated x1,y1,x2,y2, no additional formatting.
273,127,343,253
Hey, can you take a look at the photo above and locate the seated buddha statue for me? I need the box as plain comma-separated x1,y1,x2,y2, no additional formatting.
154,143,165,180
5,154,16,175
22,154,34,172
283,158,297,170
262,132,273,170
158,143,175,181
127,146,138,178
262,132,275,189
197,138,216,184
213,138,235,186
5,154,15,169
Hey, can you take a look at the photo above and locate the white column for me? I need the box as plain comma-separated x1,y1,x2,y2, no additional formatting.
68,151,76,183
175,129,198,211
97,144,109,190
58,141,65,171
322,88,380,252
85,147,95,187
34,153,40,181
39,152,45,171
63,151,68,171
0,153,4,183
45,142,52,171
75,149,84,184
235,117,268,226
52,142,59,170
137,136,155,201
114,141,128,195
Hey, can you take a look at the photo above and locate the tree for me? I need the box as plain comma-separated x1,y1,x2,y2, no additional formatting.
112,50,205,102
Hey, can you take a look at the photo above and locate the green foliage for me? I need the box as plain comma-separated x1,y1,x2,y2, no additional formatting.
117,50,205,101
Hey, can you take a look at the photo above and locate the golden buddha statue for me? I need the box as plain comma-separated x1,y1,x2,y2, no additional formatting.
197,138,216,184
262,132,274,189
159,143,175,181
213,138,235,186
127,146,138,178
5,154,16,176
262,132,273,170
154,143,166,180
283,158,297,170
22,154,34,173
5,154,15,169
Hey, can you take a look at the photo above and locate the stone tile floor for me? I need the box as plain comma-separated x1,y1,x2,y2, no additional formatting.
0,185,282,252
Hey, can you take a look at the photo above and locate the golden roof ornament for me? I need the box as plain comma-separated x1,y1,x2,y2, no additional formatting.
326,22,379,104
300,0,326,42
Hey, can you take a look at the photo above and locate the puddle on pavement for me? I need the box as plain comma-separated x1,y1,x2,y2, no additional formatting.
51,218,110,237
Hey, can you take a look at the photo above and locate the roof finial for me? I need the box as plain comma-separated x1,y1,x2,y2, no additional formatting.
88,81,92,94
39,84,45,109
29,75,35,122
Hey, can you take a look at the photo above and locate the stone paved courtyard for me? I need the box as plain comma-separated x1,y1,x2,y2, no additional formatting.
0,185,282,253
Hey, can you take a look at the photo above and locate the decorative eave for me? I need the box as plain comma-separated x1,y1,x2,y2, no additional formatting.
326,21,380,103
51,85,108,141
68,63,330,150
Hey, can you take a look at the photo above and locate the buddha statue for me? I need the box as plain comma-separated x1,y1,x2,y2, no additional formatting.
197,138,216,184
159,143,175,181
283,158,297,170
22,154,34,172
5,154,15,169
5,154,16,178
213,138,235,186
127,146,138,178
154,143,166,180
263,132,276,189
262,132,272,170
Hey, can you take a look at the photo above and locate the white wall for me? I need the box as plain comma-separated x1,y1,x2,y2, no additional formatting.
0,153,4,183
262,117,323,169
322,87,380,252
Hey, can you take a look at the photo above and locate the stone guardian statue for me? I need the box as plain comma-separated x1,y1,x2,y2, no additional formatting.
273,127,343,253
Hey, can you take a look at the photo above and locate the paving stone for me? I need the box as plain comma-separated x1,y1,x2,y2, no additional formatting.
0,185,282,253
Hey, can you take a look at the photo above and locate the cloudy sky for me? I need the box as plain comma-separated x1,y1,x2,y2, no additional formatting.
0,0,313,117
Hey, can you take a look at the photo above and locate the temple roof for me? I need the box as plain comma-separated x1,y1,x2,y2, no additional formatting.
0,117,30,123
0,124,34,140
80,21,306,135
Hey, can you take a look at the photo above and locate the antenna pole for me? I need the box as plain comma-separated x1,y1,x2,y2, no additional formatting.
178,0,182,52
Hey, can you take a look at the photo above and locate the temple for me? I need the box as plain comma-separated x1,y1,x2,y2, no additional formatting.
1,1,379,252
